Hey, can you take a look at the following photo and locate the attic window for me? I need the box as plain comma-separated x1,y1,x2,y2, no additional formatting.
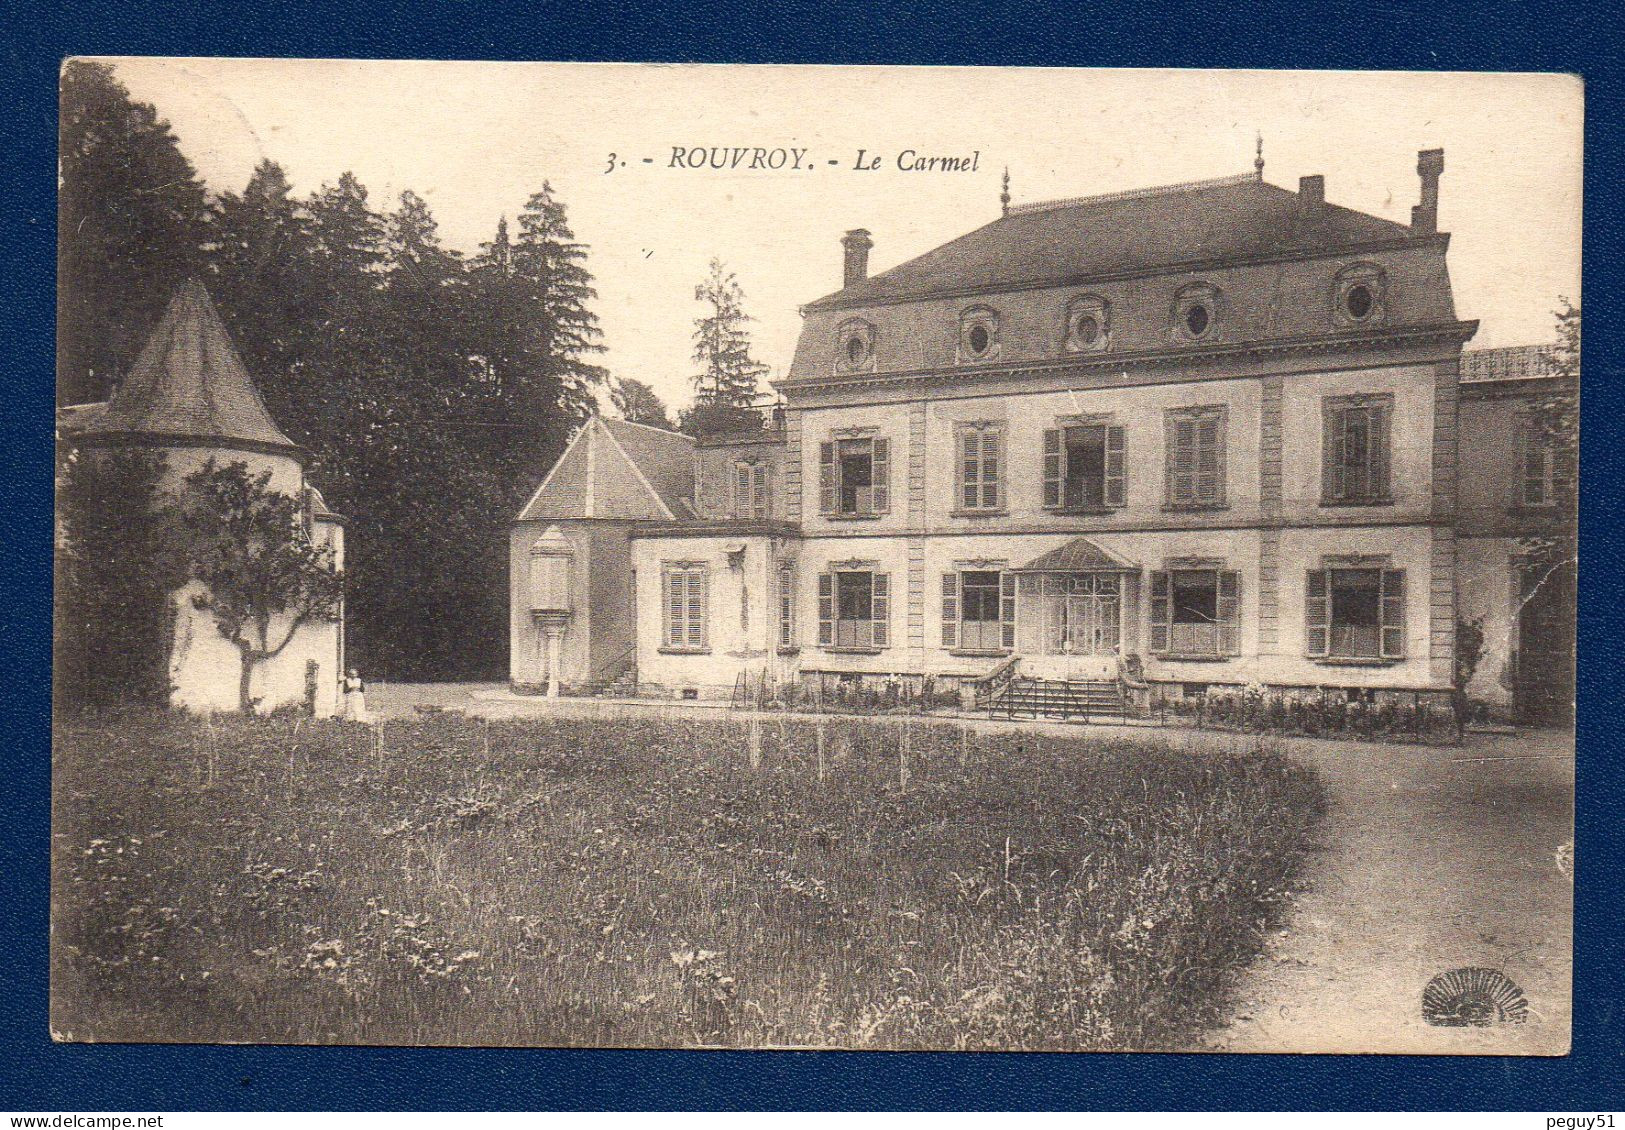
968,325,990,354
1064,295,1110,353
957,306,1001,364
1185,304,1210,338
1332,263,1387,328
846,336,865,364
834,318,877,374
1173,283,1222,344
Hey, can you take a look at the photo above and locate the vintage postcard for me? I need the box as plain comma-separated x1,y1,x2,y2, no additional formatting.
52,61,1579,1052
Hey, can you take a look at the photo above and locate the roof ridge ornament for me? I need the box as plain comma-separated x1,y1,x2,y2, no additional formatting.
1000,167,1011,217
1255,132,1265,179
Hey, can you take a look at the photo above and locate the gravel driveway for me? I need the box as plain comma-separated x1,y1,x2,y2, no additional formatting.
1215,728,1573,1054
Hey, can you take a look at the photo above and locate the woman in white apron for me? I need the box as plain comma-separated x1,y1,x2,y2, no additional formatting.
343,669,371,723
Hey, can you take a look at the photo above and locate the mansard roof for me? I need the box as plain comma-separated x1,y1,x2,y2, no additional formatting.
808,174,1418,311
79,280,299,455
516,414,696,522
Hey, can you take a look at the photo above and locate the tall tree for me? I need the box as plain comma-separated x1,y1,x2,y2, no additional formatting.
513,182,609,426
683,258,768,436
58,60,210,404
208,160,321,433
610,377,675,430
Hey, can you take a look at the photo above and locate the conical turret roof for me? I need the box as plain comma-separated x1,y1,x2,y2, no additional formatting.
81,280,299,456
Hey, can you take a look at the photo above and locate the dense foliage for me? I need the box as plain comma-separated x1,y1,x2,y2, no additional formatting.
58,61,608,679
53,451,188,711
52,712,1323,1049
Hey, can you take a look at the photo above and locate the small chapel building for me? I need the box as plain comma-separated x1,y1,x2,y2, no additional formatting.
59,281,347,716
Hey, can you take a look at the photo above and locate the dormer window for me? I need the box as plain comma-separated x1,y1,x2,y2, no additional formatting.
834,318,876,374
957,306,1001,364
1064,295,1110,353
1333,263,1388,328
1173,283,1222,344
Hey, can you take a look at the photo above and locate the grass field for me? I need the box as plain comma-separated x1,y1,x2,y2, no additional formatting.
52,711,1324,1049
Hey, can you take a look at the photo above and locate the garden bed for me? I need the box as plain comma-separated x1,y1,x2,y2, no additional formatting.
52,711,1324,1049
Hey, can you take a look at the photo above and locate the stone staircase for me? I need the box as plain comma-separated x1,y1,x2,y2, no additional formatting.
992,676,1126,721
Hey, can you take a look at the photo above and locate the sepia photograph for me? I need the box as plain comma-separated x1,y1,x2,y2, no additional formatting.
51,60,1580,1053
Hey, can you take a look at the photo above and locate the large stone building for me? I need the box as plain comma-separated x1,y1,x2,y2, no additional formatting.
512,149,1575,720
60,282,347,716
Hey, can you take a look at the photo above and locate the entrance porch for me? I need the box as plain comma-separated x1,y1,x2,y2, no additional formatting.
1010,538,1141,682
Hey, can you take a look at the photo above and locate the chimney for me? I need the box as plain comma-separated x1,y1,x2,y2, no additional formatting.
1297,174,1325,218
841,228,873,289
1411,148,1444,236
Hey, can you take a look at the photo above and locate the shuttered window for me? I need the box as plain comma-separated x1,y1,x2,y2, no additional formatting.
733,461,770,519
1148,568,1240,657
1165,407,1226,508
776,561,795,649
957,425,1003,511
821,569,891,649
820,437,890,516
1041,423,1126,510
1322,395,1393,503
1306,567,1405,659
661,563,708,651
942,569,1017,652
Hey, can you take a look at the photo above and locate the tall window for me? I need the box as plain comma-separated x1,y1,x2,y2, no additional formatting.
1164,407,1226,508
1042,423,1126,510
819,437,890,517
1520,419,1574,507
956,424,1003,511
941,569,1016,652
1150,569,1240,657
661,563,708,652
776,561,796,649
732,461,769,519
1322,394,1393,504
818,569,890,649
1306,567,1405,660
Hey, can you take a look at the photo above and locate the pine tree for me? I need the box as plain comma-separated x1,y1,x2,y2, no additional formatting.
684,258,768,436
513,182,608,425
58,60,211,404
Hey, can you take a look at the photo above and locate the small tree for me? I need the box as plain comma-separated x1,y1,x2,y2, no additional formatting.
176,461,343,714
1517,300,1580,612
682,258,768,436
610,377,674,430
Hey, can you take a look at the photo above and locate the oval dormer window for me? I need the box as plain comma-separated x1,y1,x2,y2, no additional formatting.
1064,294,1110,353
1173,283,1222,345
834,318,877,374
958,306,1000,364
1346,283,1374,321
1332,262,1387,328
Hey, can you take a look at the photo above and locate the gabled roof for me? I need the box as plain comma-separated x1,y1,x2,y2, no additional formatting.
516,415,696,523
80,280,298,454
808,174,1418,310
1016,537,1138,573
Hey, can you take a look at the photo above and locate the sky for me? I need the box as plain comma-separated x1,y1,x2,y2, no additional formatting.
101,60,1584,414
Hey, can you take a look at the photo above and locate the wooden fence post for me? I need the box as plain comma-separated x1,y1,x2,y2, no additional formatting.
816,717,828,785
748,715,762,769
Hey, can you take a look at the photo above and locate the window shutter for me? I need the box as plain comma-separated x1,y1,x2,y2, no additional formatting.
959,430,979,510
1323,407,1346,501
1000,571,1017,649
871,438,890,514
981,429,1001,509
1305,569,1330,657
753,463,769,518
663,569,677,647
1103,425,1127,507
1371,404,1391,498
1042,428,1063,508
816,572,834,645
1149,570,1171,653
940,572,959,648
689,569,707,649
871,572,890,647
1218,570,1241,655
1196,416,1220,504
819,442,836,515
733,464,749,519
1169,419,1195,505
776,564,794,648
1380,569,1406,658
